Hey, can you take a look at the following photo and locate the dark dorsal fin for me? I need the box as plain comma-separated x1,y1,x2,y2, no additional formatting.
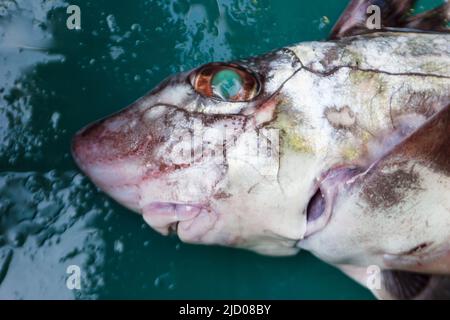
403,3,450,32
382,270,430,299
330,0,449,39
393,103,450,176
383,270,450,299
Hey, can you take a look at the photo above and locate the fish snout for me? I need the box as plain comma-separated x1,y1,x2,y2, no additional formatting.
71,107,157,211
72,106,152,165
71,102,212,212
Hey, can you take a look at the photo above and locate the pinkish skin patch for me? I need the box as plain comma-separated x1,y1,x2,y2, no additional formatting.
72,93,283,241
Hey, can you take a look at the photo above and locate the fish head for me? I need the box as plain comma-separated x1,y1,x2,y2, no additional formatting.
72,42,449,265
72,49,322,255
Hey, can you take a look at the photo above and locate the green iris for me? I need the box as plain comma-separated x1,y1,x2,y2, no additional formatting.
211,69,243,100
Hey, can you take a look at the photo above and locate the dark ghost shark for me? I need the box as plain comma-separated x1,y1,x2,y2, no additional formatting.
72,0,450,299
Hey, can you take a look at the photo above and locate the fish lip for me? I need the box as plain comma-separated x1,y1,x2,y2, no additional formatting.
142,201,211,236
303,166,363,238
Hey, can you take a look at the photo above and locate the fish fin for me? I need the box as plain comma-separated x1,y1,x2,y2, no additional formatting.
382,271,450,299
330,0,449,39
339,265,450,299
381,270,431,299
355,103,449,229
403,2,449,32
379,26,449,34
330,0,417,39
387,103,450,176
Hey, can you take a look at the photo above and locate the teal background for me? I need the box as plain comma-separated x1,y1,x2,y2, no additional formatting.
0,0,441,299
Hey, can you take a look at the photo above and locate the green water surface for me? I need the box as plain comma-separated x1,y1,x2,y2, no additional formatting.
0,0,442,299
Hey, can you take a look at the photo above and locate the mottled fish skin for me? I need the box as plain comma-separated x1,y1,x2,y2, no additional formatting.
72,30,449,257
73,49,308,255
288,32,450,264
72,2,450,298
71,0,450,299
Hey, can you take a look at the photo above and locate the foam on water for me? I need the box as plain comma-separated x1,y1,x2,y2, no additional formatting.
0,171,108,299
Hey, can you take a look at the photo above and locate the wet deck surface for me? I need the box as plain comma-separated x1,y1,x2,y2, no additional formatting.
6,0,440,299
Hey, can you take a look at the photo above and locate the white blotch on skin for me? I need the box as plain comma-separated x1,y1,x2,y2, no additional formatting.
156,85,191,108
106,118,128,132
325,106,356,128
145,104,169,121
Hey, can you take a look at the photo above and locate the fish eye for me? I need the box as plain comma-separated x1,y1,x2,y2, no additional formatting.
190,63,259,102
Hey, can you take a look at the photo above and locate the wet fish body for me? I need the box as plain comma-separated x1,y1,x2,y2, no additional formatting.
73,0,450,299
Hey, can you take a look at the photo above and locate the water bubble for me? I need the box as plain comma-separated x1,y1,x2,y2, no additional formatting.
50,112,60,129
109,46,124,60
106,14,119,33
0,171,108,298
113,240,124,253
318,16,330,30
154,272,175,290
131,23,141,32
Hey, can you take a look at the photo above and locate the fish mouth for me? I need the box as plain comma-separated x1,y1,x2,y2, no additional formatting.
305,166,363,237
142,202,218,242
